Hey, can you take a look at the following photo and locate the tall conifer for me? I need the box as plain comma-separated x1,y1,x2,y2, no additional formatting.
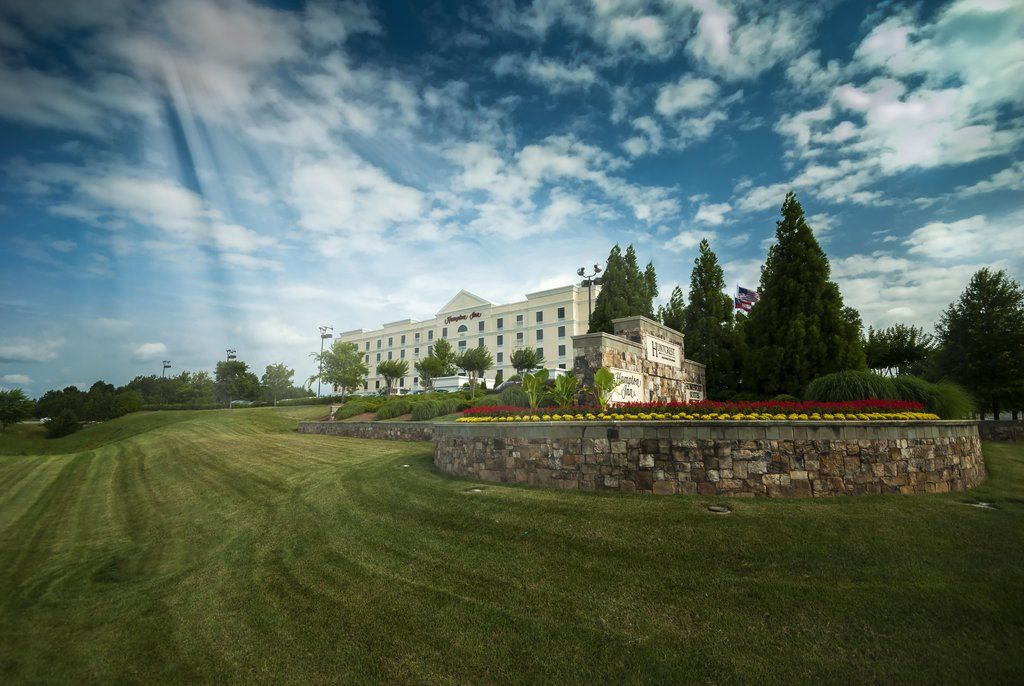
744,193,865,395
589,244,658,333
658,286,686,333
683,239,738,395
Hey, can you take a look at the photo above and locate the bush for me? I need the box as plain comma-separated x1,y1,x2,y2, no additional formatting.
279,395,346,407
928,380,975,419
771,394,800,402
45,409,81,438
890,376,934,405
804,371,898,402
375,399,412,419
411,401,440,421
334,401,372,420
498,386,530,408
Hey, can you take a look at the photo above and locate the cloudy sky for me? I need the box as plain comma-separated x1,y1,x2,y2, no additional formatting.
1,0,1022,394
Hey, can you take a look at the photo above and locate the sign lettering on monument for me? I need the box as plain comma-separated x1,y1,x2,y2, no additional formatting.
685,382,704,401
609,368,644,403
644,336,681,368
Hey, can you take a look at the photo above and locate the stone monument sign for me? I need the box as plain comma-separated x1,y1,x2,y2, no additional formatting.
572,315,706,403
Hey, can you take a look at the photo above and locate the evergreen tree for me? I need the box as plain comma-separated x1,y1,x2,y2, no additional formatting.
589,244,658,333
658,285,686,333
682,239,738,396
936,268,1024,419
744,193,865,395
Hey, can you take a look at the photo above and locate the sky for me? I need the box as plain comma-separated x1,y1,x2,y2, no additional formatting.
1,0,1022,396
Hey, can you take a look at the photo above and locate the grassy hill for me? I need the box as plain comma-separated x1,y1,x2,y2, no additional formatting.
1,408,1022,684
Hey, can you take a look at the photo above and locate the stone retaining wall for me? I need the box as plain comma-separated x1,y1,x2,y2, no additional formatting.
978,420,1023,442
298,421,434,442
433,421,984,497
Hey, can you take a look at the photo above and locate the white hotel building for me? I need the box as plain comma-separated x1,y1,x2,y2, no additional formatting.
337,284,601,392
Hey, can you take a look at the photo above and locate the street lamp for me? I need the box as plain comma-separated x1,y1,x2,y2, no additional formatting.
317,325,333,397
161,360,172,377
577,264,604,329
226,349,237,361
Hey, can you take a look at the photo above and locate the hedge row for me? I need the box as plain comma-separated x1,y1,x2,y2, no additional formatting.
803,371,974,419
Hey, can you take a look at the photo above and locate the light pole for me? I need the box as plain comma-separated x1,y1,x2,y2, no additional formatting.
161,360,172,378
225,349,237,408
317,325,333,397
577,264,604,329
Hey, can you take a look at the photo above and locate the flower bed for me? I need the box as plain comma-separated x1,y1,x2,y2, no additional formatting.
457,399,939,422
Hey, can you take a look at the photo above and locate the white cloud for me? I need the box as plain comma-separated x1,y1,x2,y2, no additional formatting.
655,75,718,116
0,338,64,363
494,54,597,92
664,229,710,252
133,342,167,361
1,374,32,386
956,160,1024,196
904,214,1024,261
694,202,731,225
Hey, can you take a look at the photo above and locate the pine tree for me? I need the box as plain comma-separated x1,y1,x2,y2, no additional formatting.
682,239,738,396
589,244,658,333
744,192,865,395
658,286,686,333
936,268,1024,419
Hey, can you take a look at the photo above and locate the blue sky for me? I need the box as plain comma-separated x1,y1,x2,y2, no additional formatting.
1,0,1022,395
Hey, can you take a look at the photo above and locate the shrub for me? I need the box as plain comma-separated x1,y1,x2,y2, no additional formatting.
771,394,800,402
890,376,934,405
45,409,81,438
375,399,412,420
729,392,763,402
335,401,371,420
928,380,975,419
804,370,898,402
498,386,530,408
411,401,439,421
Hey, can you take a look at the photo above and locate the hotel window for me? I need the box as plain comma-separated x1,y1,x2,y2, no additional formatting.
497,335,503,347
428,330,434,341
400,350,405,359
387,351,393,360
365,342,369,351
457,324,468,335
458,340,467,350
364,354,369,363
400,334,406,345
415,332,420,342
497,352,503,364
497,317,503,329
413,377,419,386
536,311,543,323
516,332,524,343
478,321,485,332
414,347,420,357
375,380,380,389
558,363,566,369
377,339,381,349
536,329,544,341
363,382,368,390
428,345,433,355
536,347,544,358
558,325,565,338
557,306,565,319
399,378,405,388
388,337,393,347
376,353,381,362
558,344,566,357
478,337,484,347
442,327,448,338
516,314,524,326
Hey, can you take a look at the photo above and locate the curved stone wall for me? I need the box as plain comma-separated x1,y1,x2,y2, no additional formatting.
433,421,984,497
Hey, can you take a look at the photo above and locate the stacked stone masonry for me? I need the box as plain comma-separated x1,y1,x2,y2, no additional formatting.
433,421,984,497
298,421,434,442
978,420,1023,442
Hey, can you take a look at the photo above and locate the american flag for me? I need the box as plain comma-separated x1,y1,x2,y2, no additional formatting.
734,285,760,312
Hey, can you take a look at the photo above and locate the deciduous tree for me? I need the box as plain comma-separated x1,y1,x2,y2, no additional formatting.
0,388,34,431
261,363,295,406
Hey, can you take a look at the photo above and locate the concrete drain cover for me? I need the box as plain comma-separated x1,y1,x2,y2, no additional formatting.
707,505,731,514
464,487,485,494
400,464,411,468
967,501,998,510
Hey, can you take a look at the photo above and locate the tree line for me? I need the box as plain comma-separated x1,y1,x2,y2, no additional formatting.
0,359,311,437
587,192,1024,419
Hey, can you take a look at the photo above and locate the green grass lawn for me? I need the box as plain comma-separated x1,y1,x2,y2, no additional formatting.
1,409,1022,684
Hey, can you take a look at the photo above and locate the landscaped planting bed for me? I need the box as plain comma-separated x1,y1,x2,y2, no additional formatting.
458,398,939,422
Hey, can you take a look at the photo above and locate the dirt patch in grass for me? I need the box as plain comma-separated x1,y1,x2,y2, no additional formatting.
340,412,378,422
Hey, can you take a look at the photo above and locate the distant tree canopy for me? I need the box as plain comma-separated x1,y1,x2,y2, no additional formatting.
0,388,34,431
935,268,1024,418
510,347,544,377
313,341,367,400
589,244,658,333
864,324,936,377
214,360,260,405
456,346,494,399
744,193,865,395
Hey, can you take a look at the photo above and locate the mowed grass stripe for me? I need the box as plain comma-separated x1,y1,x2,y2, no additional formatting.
1,408,1022,684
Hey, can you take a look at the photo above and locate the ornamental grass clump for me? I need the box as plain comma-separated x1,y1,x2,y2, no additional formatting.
804,370,898,402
